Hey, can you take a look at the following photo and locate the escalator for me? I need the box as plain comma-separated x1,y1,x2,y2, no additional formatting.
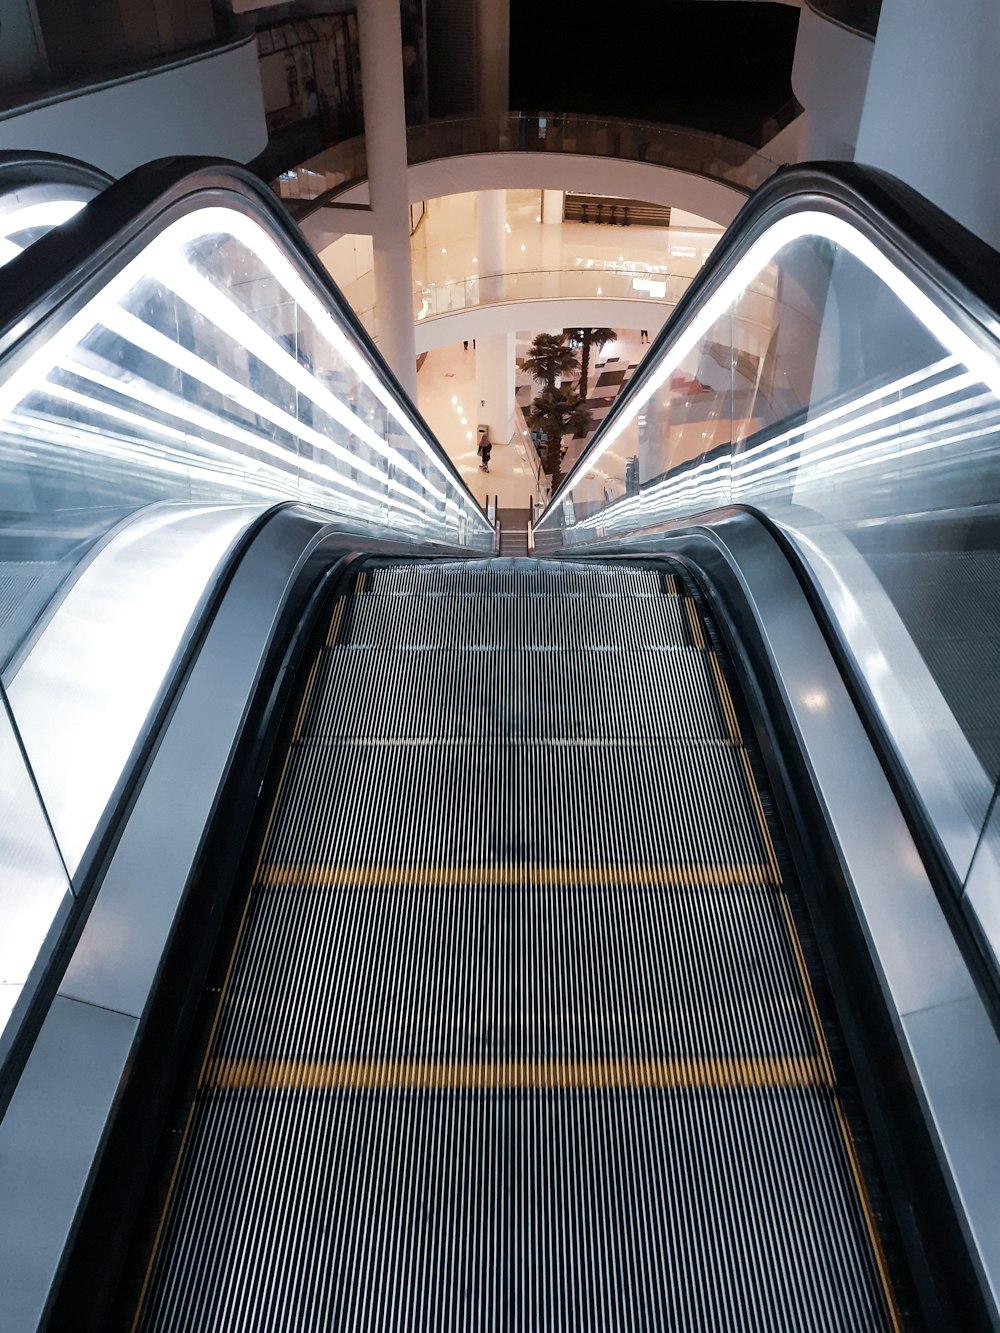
0,157,996,1331
124,558,908,1330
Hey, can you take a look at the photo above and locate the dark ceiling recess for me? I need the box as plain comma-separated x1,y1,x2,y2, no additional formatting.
508,0,800,147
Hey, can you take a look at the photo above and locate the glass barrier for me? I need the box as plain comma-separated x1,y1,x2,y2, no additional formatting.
276,112,780,209
351,266,690,338
0,179,492,1063
537,203,1000,920
0,200,492,672
414,267,689,320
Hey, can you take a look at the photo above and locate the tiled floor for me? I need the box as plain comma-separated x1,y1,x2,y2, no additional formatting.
418,345,545,511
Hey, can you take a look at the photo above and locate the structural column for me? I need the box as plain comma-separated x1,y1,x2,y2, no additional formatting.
476,333,516,445
541,189,564,225
474,188,514,443
540,192,563,299
356,0,418,400
476,189,506,303
476,0,509,146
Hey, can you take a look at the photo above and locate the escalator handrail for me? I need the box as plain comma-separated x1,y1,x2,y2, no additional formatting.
0,149,113,195
540,159,1000,519
0,153,483,512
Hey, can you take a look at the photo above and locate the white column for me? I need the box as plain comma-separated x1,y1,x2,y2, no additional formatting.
541,189,564,224
477,189,506,303
476,332,516,444
356,0,417,400
540,212,562,299
855,0,1000,250
476,0,509,145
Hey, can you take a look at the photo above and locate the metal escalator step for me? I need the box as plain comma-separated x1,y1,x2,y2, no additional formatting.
345,593,690,648
131,555,904,1333
301,646,727,740
207,881,820,1064
137,1087,892,1332
365,559,665,597
259,740,772,870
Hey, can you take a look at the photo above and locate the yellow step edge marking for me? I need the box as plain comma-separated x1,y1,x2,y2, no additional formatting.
684,597,706,650
738,749,782,884
291,652,321,743
209,1053,831,1093
708,651,743,746
833,1098,905,1333
354,569,366,594
325,595,346,647
664,573,678,595
255,861,780,890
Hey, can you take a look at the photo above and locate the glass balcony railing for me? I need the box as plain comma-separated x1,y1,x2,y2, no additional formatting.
276,112,782,210
351,264,692,338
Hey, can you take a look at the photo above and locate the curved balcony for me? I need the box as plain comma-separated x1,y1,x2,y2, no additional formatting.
277,112,782,215
350,265,699,343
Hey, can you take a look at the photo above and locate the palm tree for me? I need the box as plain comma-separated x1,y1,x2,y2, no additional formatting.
527,387,593,490
521,333,580,391
564,326,617,398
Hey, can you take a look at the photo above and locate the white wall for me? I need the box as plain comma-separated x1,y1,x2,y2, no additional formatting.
0,36,267,177
790,4,874,160
855,0,1000,251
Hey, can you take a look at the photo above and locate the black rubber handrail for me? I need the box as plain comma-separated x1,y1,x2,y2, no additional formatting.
0,149,113,195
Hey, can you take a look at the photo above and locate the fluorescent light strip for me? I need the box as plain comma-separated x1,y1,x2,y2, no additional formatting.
729,357,962,479
735,384,994,489
56,355,435,520
98,306,442,522
159,207,477,504
733,368,979,483
802,415,1000,484
38,377,438,530
159,261,448,503
0,198,85,241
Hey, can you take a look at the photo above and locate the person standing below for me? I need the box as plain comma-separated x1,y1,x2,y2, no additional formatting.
478,435,493,473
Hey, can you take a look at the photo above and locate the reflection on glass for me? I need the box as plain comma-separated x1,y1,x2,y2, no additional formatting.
0,204,491,668
540,208,1000,897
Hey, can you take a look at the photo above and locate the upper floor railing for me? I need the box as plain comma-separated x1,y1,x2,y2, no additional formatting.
275,112,782,215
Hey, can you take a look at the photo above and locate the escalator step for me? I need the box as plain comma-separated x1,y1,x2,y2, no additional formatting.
259,739,774,871
132,556,902,1333
300,646,727,740
345,592,690,648
207,880,821,1064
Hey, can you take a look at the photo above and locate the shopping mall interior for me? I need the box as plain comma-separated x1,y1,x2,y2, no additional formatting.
0,1,998,1329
